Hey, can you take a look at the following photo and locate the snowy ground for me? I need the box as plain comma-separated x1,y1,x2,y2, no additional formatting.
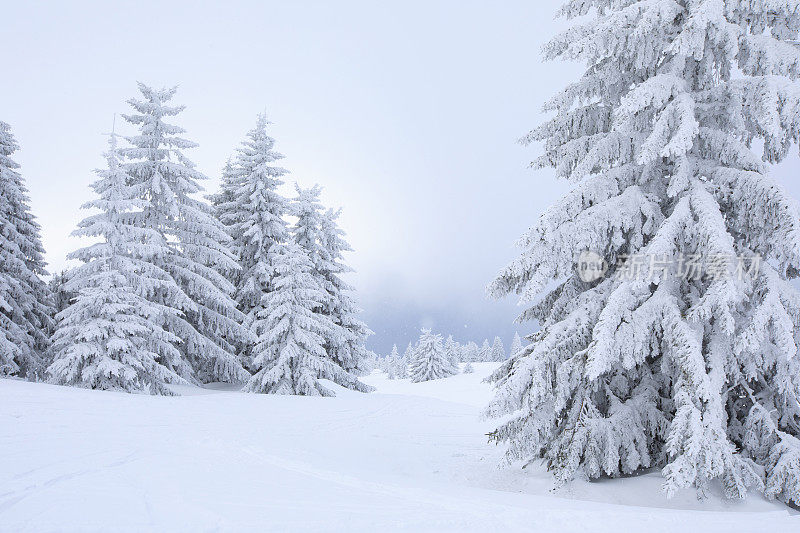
1,363,798,532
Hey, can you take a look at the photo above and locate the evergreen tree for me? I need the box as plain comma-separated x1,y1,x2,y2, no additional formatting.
121,83,249,383
319,207,372,375
486,0,800,503
208,158,242,282
403,341,414,363
490,336,505,362
408,329,457,383
478,339,491,362
509,331,523,359
444,334,461,367
209,158,239,227
0,121,54,378
293,185,372,375
243,242,372,396
463,361,474,374
463,341,479,363
227,114,290,368
48,270,75,316
48,130,186,394
386,344,401,379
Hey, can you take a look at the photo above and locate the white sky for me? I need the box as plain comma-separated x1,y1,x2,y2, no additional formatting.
4,0,800,354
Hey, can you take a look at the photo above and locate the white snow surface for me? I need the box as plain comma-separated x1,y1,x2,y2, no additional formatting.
1,363,797,532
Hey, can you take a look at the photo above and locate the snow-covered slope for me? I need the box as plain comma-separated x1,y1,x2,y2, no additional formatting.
1,363,797,532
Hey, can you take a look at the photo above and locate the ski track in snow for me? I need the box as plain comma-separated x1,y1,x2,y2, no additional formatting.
0,363,797,532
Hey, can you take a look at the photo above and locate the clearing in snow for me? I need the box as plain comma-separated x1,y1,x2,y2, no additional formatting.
1,363,797,532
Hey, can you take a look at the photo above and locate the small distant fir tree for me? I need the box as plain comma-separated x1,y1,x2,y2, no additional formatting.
490,336,505,362
444,335,461,367
478,339,491,362
462,341,479,363
509,332,523,359
408,329,457,383
387,344,404,379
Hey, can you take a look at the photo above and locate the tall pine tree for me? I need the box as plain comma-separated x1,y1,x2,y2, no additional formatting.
0,121,54,378
486,0,800,503
228,114,289,343
49,129,186,394
121,83,249,383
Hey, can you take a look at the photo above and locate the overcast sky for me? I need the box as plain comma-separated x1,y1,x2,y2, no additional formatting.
5,0,800,355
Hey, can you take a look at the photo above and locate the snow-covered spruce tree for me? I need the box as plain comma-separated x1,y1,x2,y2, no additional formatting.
486,0,800,502
319,207,373,375
243,242,372,396
48,270,75,316
121,83,249,383
292,185,372,375
208,158,242,281
387,344,401,379
490,336,506,362
48,131,186,394
509,331,523,359
403,340,414,364
478,339,491,362
463,361,474,374
226,114,290,369
394,357,408,379
0,121,54,378
463,341,479,363
408,329,457,383
445,335,461,368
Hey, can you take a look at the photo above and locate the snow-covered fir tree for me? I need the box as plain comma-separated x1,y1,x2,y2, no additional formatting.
403,340,414,363
444,334,461,367
48,129,186,394
319,207,372,375
408,329,457,383
462,341,479,363
490,336,505,362
366,350,380,372
386,344,401,379
243,242,372,396
293,185,372,375
509,331,523,359
121,83,249,383
478,339,491,362
208,158,242,282
486,0,800,503
226,114,290,368
393,354,408,379
48,270,75,316
463,361,474,374
0,121,54,378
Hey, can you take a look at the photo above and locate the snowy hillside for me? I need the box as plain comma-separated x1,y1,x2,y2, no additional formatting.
1,364,797,532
